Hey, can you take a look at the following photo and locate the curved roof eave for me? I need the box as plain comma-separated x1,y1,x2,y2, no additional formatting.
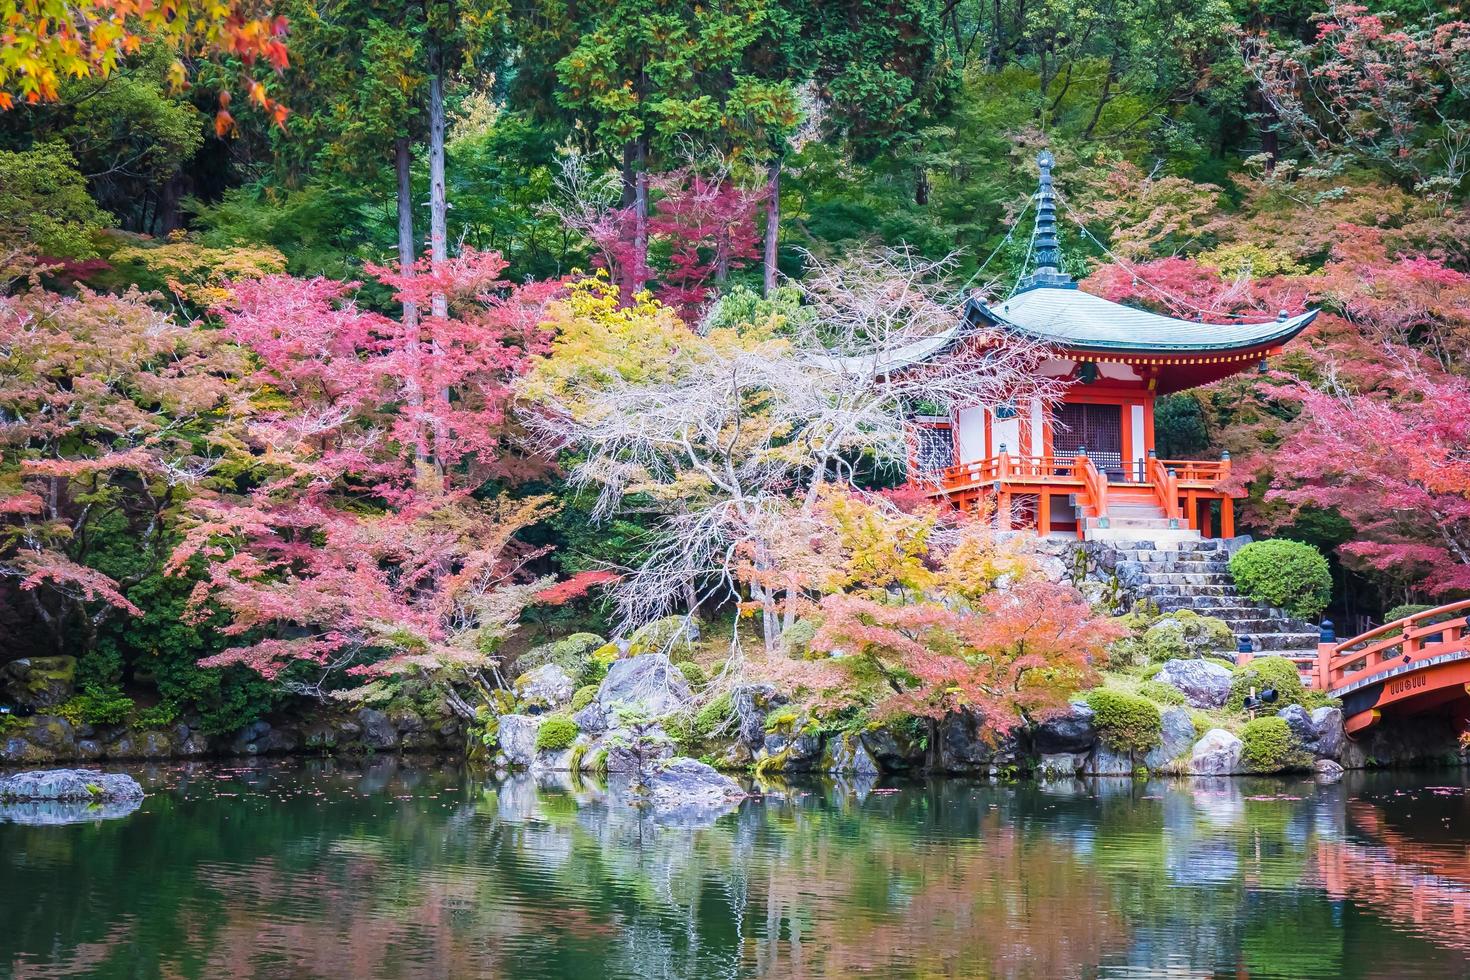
970,290,1320,353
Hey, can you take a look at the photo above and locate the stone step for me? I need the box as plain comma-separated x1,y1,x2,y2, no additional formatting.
1141,584,1235,597
1247,633,1322,652
1140,572,1233,586
1085,526,1204,546
1134,561,1230,574
1121,549,1227,565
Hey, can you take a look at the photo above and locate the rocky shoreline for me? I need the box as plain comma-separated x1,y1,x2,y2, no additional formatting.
6,648,1465,780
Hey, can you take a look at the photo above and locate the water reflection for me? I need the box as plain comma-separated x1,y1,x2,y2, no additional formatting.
2,759,1468,979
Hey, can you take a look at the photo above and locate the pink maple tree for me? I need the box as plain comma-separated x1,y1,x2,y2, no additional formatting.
0,285,243,649
171,251,575,708
559,164,765,318
1270,369,1470,597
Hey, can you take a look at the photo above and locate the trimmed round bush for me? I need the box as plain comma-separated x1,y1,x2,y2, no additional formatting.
1240,716,1308,772
1228,539,1331,620
570,684,599,712
534,715,580,752
1226,656,1308,713
1138,679,1188,707
1083,689,1162,754
1142,610,1236,662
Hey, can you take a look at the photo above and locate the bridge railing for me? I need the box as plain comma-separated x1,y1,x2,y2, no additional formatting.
1314,599,1470,693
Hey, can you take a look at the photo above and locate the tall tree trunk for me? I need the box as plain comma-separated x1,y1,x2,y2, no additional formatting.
426,46,450,475
618,139,651,300
427,46,449,321
396,136,430,471
396,137,420,329
633,140,649,297
762,156,780,295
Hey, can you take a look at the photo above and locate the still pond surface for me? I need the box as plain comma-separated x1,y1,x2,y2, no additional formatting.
3,761,1469,978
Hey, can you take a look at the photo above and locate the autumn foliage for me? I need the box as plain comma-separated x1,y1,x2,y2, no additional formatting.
754,489,1116,735
167,251,563,702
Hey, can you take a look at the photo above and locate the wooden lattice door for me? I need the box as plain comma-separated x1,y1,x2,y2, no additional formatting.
1053,403,1124,479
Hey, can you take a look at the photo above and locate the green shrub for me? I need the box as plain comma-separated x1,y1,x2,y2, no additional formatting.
692,692,735,740
782,617,819,655
534,715,580,752
517,632,605,676
1241,717,1310,772
134,702,180,728
1083,689,1162,754
1139,662,1163,680
1227,656,1309,713
1138,680,1188,706
1229,540,1331,620
56,686,134,726
627,616,697,660
1109,608,1235,668
580,643,621,687
678,661,708,687
1383,603,1433,625
570,685,599,712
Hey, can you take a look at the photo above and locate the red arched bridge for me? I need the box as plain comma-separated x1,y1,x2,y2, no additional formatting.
1300,600,1470,736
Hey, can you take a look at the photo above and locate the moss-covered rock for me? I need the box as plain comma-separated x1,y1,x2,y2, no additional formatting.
1083,689,1162,755
534,715,579,753
1138,679,1188,706
570,684,599,712
516,633,605,677
1227,657,1308,713
1241,716,1311,772
0,656,77,709
627,616,697,661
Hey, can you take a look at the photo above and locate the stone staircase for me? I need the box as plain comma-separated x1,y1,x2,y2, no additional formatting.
1083,486,1203,546
1110,539,1320,659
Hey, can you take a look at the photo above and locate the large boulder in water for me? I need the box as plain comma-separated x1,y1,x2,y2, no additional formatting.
0,769,144,825
643,757,744,808
1310,706,1344,760
731,683,786,750
1156,659,1232,709
1187,728,1245,776
1033,702,1096,754
0,768,144,802
498,715,540,768
594,654,692,719
937,709,1029,773
1144,707,1198,770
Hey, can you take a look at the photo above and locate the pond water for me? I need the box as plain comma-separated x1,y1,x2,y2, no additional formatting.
3,762,1469,979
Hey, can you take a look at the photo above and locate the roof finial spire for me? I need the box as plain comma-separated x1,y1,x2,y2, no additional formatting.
1018,149,1075,292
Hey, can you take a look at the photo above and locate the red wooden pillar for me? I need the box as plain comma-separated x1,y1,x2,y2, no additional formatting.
1039,489,1052,536
1200,500,1213,538
1221,498,1235,538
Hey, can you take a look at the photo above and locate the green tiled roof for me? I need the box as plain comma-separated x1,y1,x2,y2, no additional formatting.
975,286,1317,352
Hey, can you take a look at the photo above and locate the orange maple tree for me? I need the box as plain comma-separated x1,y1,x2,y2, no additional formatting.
0,0,290,133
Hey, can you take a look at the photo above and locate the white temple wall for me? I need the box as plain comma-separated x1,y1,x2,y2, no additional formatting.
992,414,1020,456
1130,404,1146,475
956,407,986,464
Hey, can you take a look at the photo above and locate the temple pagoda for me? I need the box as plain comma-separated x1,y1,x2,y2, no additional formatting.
903,151,1317,543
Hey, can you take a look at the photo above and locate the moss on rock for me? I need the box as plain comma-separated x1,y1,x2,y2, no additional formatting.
1227,657,1308,713
1083,689,1162,755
